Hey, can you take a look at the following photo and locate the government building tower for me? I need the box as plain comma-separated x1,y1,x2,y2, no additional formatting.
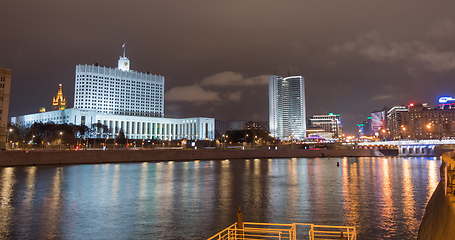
12,46,215,140
74,50,164,117
268,75,306,140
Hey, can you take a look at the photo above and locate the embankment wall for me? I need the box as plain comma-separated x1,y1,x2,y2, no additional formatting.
0,148,382,167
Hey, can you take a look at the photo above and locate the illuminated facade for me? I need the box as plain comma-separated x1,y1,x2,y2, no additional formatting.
386,106,408,140
269,75,306,140
370,110,385,135
12,109,214,140
74,50,164,117
438,96,455,110
0,68,12,150
309,113,342,139
52,84,67,110
11,47,215,140
406,104,455,139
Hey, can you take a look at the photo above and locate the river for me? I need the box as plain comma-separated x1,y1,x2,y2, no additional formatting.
0,157,440,239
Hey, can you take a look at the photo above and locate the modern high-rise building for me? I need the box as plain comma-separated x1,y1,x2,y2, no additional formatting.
74,53,164,117
406,103,455,139
269,75,306,140
386,105,408,139
309,113,342,139
370,110,386,135
0,68,12,150
12,47,215,140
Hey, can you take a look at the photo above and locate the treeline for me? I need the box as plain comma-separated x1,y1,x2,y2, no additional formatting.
8,122,91,147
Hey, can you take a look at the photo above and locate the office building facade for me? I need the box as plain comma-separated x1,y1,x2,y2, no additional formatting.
269,75,306,140
0,68,12,150
406,103,455,139
309,113,342,139
386,106,408,140
74,56,164,117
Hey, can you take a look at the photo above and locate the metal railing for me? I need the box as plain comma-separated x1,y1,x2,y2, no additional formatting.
207,222,356,240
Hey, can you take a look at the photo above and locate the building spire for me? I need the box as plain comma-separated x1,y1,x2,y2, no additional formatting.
118,42,130,71
52,83,67,110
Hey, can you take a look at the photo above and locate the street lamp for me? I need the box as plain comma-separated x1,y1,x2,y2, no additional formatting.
425,123,433,138
400,125,407,140
6,128,13,150
59,131,63,150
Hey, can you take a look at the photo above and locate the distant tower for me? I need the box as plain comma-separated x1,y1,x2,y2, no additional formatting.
269,75,306,140
52,84,67,110
0,68,12,150
118,43,130,71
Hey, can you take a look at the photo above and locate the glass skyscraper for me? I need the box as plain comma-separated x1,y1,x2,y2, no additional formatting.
269,75,306,140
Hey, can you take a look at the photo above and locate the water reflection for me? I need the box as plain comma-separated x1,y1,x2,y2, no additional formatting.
402,158,417,235
40,168,63,239
0,157,441,240
342,157,361,227
0,168,15,238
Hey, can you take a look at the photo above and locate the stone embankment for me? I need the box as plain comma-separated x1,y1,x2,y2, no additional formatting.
418,152,455,240
0,148,384,167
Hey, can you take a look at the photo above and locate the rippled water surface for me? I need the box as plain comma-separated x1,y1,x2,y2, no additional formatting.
0,157,440,239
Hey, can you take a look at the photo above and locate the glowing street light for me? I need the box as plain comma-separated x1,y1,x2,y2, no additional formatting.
59,131,64,150
6,128,14,150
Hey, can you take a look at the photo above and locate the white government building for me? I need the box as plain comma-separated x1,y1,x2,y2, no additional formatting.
268,75,306,140
11,47,215,140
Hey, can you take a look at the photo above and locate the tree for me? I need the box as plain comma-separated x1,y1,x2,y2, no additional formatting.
115,129,127,146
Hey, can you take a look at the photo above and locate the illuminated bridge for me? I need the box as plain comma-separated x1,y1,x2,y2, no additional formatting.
355,139,455,157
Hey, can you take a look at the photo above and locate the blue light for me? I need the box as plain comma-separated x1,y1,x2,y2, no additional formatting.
438,96,455,104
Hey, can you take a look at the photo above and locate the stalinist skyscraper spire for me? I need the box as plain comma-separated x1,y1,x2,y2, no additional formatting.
52,84,67,110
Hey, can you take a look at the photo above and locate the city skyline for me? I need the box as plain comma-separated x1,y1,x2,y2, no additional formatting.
1,2,454,239
2,0,455,133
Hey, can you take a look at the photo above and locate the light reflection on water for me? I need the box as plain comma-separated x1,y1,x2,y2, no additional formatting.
0,157,440,240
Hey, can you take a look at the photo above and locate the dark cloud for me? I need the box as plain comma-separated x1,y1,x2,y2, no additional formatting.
166,85,221,103
331,31,455,72
200,72,269,87
2,0,455,133
166,71,267,104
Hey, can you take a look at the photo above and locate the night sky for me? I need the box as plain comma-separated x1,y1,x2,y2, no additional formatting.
2,0,455,133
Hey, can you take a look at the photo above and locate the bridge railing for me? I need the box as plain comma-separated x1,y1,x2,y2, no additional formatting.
207,222,356,240
356,139,455,146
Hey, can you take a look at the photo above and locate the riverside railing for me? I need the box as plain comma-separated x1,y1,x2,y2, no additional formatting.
207,222,357,240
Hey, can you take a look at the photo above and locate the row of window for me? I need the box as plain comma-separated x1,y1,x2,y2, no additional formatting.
76,76,162,85
98,120,200,136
